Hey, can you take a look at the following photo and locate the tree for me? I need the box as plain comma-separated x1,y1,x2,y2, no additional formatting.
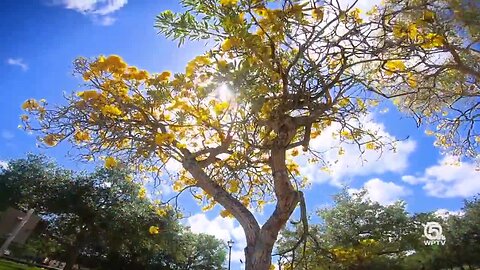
21,0,479,268
277,189,418,270
0,155,178,270
148,232,226,270
431,197,480,269
278,191,480,270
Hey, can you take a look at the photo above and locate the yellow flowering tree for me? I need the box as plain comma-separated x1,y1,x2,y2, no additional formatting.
22,0,479,269
368,0,480,159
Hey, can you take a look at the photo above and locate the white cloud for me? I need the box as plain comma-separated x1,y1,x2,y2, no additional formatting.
50,0,127,25
434,208,464,219
402,156,480,198
349,178,411,205
187,213,246,264
300,115,416,186
6,58,28,71
1,130,14,140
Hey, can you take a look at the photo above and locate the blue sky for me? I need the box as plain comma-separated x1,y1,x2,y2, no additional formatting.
0,0,478,268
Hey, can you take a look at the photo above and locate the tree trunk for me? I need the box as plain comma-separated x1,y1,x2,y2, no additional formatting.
63,245,79,270
182,121,302,270
63,231,85,270
244,234,275,270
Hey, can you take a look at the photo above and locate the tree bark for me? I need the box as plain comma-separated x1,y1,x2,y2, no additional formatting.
63,230,85,270
63,245,79,270
182,119,301,270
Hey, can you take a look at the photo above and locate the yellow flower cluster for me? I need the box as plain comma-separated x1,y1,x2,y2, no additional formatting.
149,225,160,235
101,104,122,116
186,55,211,77
104,156,118,169
43,134,63,147
159,71,171,82
213,101,229,115
84,55,128,81
138,186,147,199
21,99,40,111
286,161,300,175
349,8,363,24
155,207,168,217
365,142,376,150
384,60,406,75
392,20,444,49
421,33,445,49
228,179,241,193
360,238,376,245
312,7,324,21
77,90,100,101
74,130,90,143
393,23,418,40
221,37,241,51
220,0,238,6
155,132,175,145
220,209,233,218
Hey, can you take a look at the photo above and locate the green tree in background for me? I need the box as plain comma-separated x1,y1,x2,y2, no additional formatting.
277,189,417,270
0,155,226,270
277,190,480,270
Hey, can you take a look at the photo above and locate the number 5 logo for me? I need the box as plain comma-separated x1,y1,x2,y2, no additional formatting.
424,222,443,240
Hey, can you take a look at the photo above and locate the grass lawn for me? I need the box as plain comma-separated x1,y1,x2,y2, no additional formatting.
0,259,43,270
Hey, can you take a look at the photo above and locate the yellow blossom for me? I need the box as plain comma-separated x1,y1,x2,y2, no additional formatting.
21,99,40,111
393,24,407,38
384,60,406,75
407,23,418,40
338,98,350,107
159,71,171,82
217,60,228,70
43,134,62,147
312,7,324,21
156,207,168,217
149,225,160,235
104,156,118,169
350,8,362,23
214,101,229,115
229,179,241,193
155,133,175,145
221,38,236,51
365,142,375,150
138,186,147,199
220,209,233,218
257,200,266,209
105,55,124,66
134,70,149,81
202,201,216,211
407,72,417,87
421,33,445,49
393,23,417,40
73,130,90,143
101,105,122,116
422,9,435,23
220,0,238,6
77,90,100,101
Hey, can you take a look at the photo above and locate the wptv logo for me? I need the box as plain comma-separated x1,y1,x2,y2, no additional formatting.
423,222,446,246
